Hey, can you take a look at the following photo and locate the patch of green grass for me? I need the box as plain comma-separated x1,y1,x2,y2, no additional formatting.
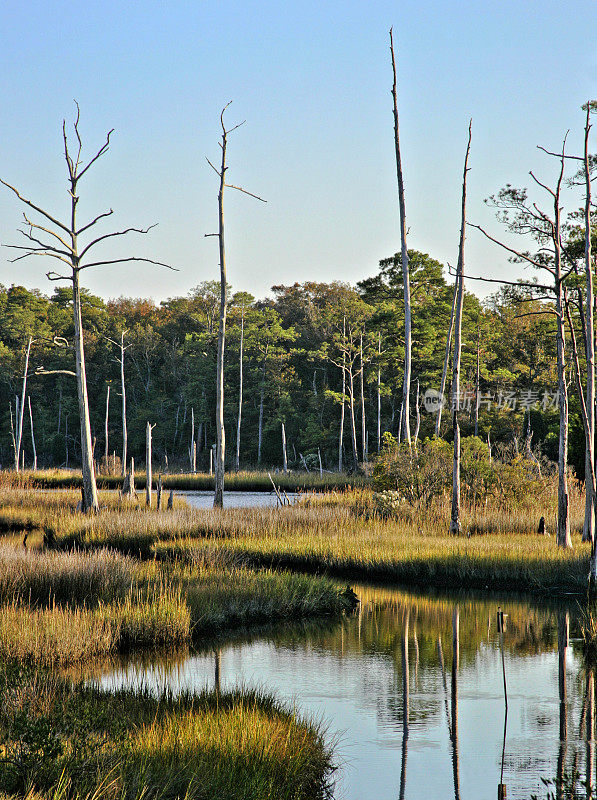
0,663,334,800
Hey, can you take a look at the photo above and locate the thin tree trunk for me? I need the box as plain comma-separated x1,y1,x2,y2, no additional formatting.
390,29,411,446
281,421,288,473
339,317,346,471
104,384,110,467
214,117,228,510
236,307,244,471
28,396,37,471
348,367,359,469
450,123,472,536
258,356,266,465
436,283,457,437
377,331,382,453
146,422,153,506
121,332,127,478
191,408,196,472
582,104,596,558
473,325,480,437
360,333,366,462
15,336,32,472
413,379,420,449
557,612,569,793
73,268,99,512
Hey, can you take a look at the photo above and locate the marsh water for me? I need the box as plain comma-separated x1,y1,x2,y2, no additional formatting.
92,584,593,800
181,490,298,509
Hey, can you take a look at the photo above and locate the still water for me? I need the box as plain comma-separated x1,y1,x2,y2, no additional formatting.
181,490,297,509
97,586,591,800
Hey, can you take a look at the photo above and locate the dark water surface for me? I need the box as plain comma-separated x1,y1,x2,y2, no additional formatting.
96,586,591,800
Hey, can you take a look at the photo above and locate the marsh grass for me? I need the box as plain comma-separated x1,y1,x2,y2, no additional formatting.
12,467,360,493
0,664,334,800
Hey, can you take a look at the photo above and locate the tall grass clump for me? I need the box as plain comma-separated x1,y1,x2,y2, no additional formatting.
0,546,133,607
0,586,190,666
0,664,335,800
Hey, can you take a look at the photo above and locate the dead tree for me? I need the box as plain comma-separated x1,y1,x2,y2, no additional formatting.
27,396,37,471
436,282,457,436
339,315,346,471
360,332,366,462
376,331,382,453
146,422,155,506
450,122,472,536
15,336,33,472
205,103,265,508
281,421,288,473
471,134,572,548
1,106,175,510
106,330,131,477
390,28,412,446
235,304,245,471
104,383,110,468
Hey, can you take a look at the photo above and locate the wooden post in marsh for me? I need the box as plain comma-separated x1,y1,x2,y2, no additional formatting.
281,421,288,473
450,122,472,536
1,109,177,510
27,396,37,471
205,103,266,508
390,28,411,447
156,474,163,511
15,336,33,472
399,608,409,800
167,488,174,510
145,422,155,506
122,456,135,498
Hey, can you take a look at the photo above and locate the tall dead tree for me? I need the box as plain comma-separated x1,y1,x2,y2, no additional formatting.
15,336,33,472
106,331,130,478
1,106,175,510
360,333,366,462
390,28,412,446
104,383,110,467
436,283,457,437
205,103,265,508
450,122,472,536
471,135,572,548
235,304,245,471
27,396,37,471
338,316,346,471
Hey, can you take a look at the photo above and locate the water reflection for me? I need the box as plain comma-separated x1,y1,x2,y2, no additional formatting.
93,586,597,800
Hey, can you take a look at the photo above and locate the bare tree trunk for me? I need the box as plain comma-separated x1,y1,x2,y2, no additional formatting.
436,283,457,437
9,403,17,469
213,119,228,509
473,325,480,437
104,383,110,467
348,367,359,469
390,29,411,446
413,379,420,449
258,356,266,465
281,421,288,473
15,336,32,472
339,316,346,472
120,332,128,478
73,269,99,512
377,331,382,453
360,333,366,462
28,396,37,471
582,104,596,557
236,306,244,471
145,422,153,506
156,474,163,510
450,123,472,536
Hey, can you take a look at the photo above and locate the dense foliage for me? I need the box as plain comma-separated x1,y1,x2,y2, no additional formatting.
0,249,586,475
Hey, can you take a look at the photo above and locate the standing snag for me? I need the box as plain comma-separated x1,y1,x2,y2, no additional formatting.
205,103,266,508
1,105,176,511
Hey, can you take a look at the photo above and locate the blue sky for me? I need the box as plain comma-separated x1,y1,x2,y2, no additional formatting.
0,0,594,303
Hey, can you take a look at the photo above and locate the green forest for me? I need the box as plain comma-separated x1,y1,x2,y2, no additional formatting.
0,244,590,477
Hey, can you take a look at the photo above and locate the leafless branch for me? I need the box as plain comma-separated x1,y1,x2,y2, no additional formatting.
537,145,583,161
79,256,178,271
206,157,221,177
224,183,267,202
529,171,556,198
22,213,73,251
77,209,114,235
79,224,158,259
35,366,76,377
46,271,70,282
468,223,547,270
77,129,114,181
0,179,71,234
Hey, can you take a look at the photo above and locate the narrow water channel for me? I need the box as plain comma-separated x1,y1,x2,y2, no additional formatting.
94,586,590,800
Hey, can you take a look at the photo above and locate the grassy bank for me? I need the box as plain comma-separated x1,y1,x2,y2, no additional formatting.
5,467,362,493
0,663,334,800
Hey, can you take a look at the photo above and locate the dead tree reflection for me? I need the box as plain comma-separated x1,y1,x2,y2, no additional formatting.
451,606,461,800
399,609,409,800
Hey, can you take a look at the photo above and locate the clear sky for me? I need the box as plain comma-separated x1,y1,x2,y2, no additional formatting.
0,0,594,304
